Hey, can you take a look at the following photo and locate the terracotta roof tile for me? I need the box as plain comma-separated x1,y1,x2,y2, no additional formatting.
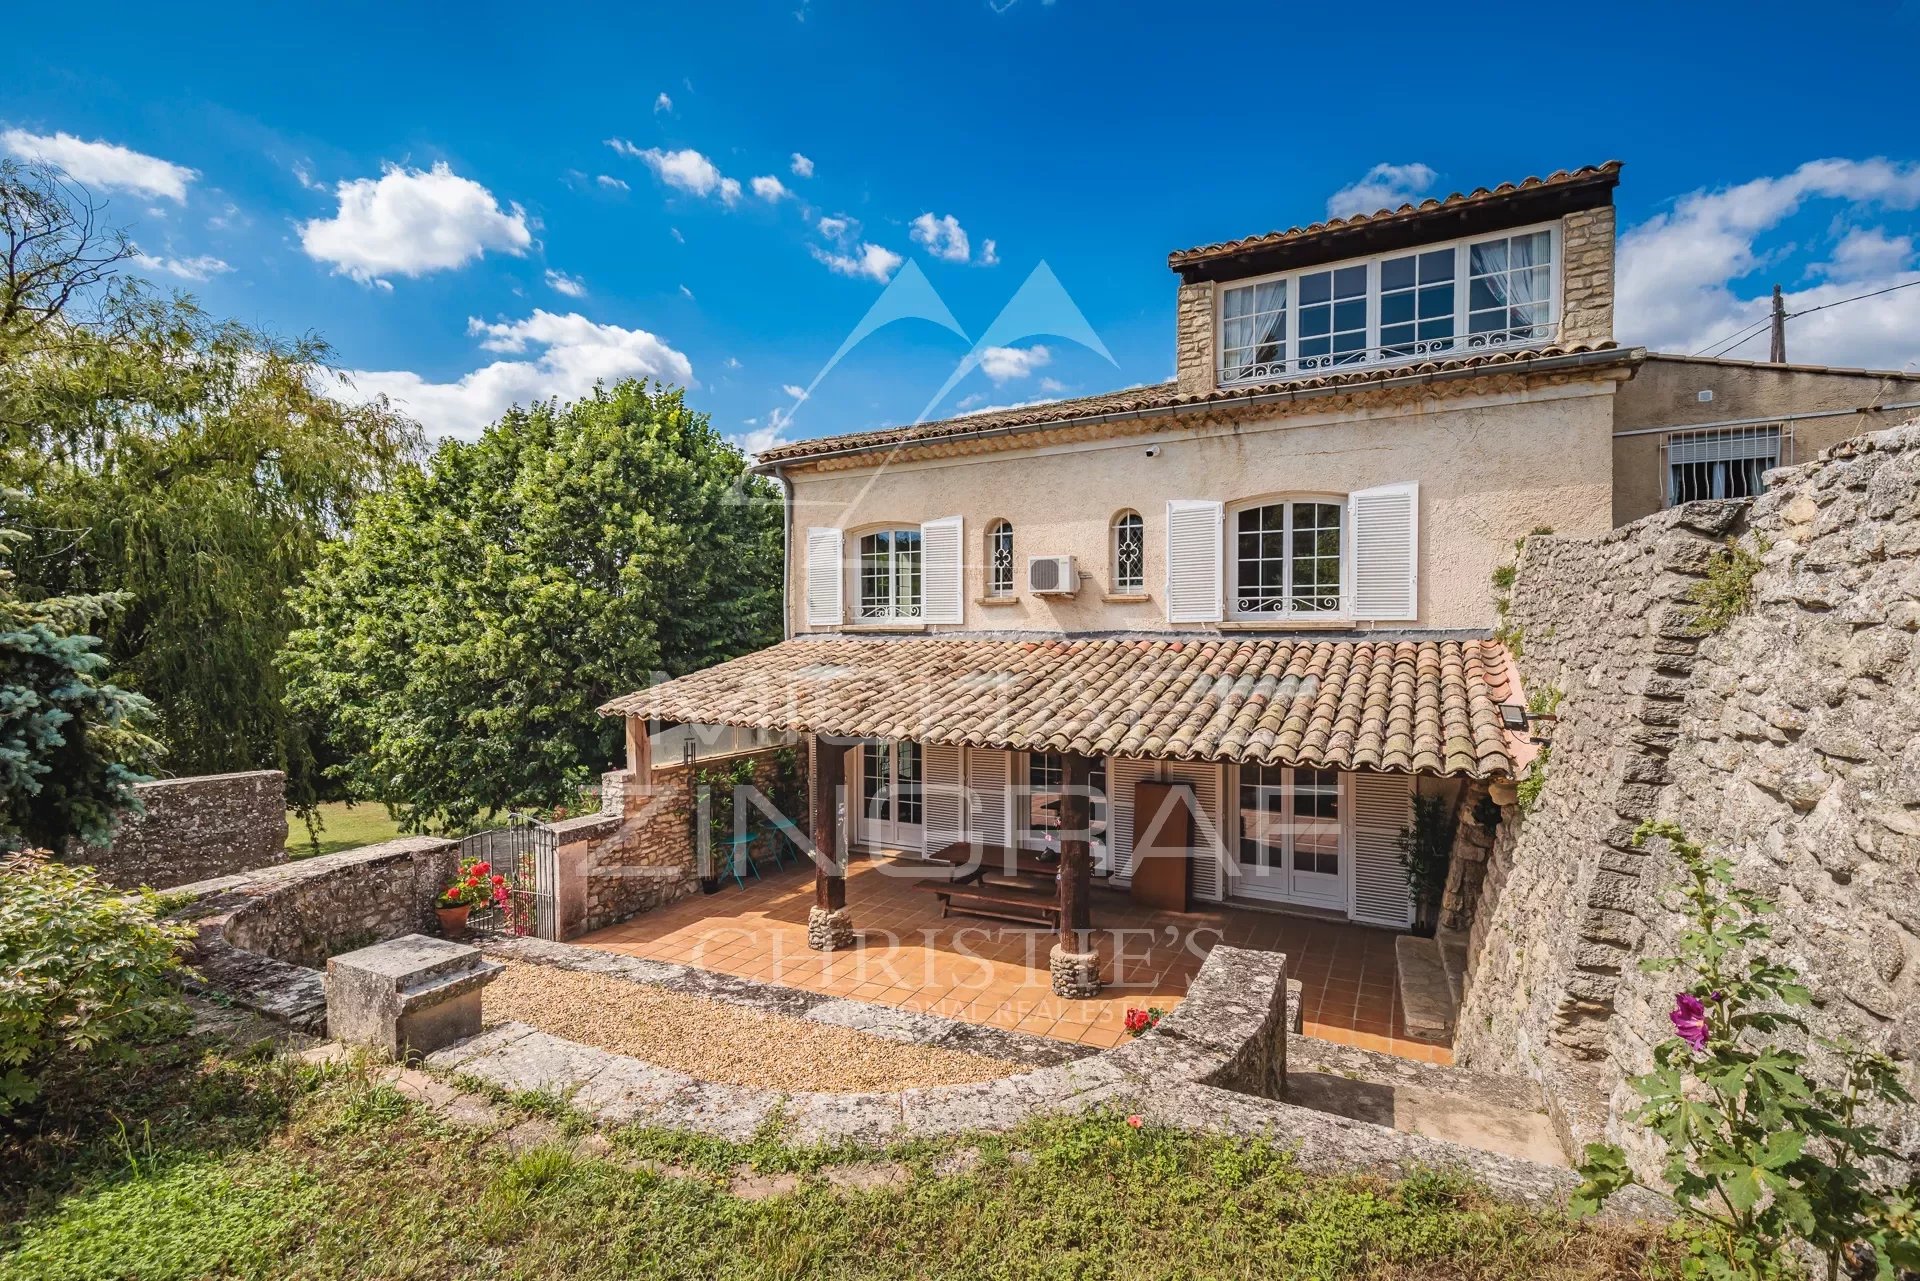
601,634,1519,779
1166,162,1623,268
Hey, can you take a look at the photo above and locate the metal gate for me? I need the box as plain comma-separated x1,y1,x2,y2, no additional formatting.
460,813,558,940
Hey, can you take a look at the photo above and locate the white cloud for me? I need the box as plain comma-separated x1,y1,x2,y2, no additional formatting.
910,211,971,262
340,310,693,440
979,344,1051,384
1039,376,1066,393
654,92,673,114
790,153,814,178
130,249,232,281
979,238,999,267
1814,227,1915,282
292,161,325,192
544,268,586,298
1,128,198,201
724,356,742,370
781,384,808,400
669,227,685,243
299,162,532,285
751,175,790,202
816,215,856,242
614,144,741,206
731,422,791,460
808,241,903,283
1325,162,1438,219
1618,158,1920,368
595,174,629,191
679,283,694,299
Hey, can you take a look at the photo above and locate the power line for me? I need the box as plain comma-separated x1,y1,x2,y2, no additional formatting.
1688,276,1920,360
1785,276,1920,320
1692,312,1772,358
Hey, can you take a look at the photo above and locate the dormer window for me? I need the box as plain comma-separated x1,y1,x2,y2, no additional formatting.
1217,224,1558,384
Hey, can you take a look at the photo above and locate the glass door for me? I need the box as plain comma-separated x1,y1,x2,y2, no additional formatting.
858,740,922,850
1233,764,1347,910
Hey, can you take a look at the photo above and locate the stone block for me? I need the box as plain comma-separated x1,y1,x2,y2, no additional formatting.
326,933,502,1060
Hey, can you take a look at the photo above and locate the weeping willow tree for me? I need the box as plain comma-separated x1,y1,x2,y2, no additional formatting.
0,161,420,804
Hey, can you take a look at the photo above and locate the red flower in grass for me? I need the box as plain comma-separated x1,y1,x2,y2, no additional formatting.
1126,1114,1143,1129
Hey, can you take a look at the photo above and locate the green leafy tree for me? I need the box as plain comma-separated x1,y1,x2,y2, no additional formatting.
282,379,782,832
0,489,159,850
0,851,194,1117
0,161,419,804
1573,820,1919,1280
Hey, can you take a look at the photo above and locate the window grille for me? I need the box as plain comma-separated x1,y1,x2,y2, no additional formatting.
1662,425,1791,505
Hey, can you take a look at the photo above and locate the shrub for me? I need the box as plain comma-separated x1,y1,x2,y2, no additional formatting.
0,852,196,1118
1572,821,1920,1278
1686,536,1769,634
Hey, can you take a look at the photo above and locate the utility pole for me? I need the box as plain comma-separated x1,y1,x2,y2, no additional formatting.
1769,284,1787,363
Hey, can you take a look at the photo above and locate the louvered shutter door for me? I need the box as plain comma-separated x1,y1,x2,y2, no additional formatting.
1163,762,1226,902
921,742,965,854
920,516,964,624
1104,756,1160,886
965,747,1013,847
804,527,844,627
1165,500,1224,623
1349,483,1418,621
1351,771,1415,928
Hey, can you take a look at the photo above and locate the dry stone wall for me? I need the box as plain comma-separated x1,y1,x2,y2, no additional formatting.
1455,424,1920,1163
77,770,288,889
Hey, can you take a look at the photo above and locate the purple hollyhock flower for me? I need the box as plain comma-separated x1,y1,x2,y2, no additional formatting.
1670,993,1710,1050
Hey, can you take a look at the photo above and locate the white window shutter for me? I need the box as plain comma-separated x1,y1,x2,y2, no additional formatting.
1161,762,1226,902
804,527,843,627
1104,756,1160,885
1351,771,1415,928
1165,500,1223,623
921,742,966,854
964,747,1013,847
1349,482,1418,621
920,515,964,624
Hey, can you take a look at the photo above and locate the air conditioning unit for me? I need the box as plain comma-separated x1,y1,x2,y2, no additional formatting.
1027,555,1078,596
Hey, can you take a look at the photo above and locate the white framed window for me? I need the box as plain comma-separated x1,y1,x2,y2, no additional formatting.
1216,222,1559,384
987,520,1014,597
1230,498,1344,619
1111,510,1145,593
857,528,922,620
1665,426,1786,505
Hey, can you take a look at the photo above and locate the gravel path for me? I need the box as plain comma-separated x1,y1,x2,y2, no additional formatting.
482,961,1023,1092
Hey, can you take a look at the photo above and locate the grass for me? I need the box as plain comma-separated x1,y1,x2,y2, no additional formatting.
285,801,403,859
0,1036,1674,1280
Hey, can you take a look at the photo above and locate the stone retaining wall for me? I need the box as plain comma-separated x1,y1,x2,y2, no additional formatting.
170,838,459,1033
77,770,289,889
1455,423,1920,1165
562,748,803,938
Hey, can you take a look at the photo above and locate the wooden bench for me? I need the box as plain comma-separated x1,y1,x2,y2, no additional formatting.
918,880,1062,928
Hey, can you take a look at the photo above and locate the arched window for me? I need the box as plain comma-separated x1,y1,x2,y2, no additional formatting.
1230,499,1342,618
987,520,1014,598
1111,510,1145,593
857,528,922,620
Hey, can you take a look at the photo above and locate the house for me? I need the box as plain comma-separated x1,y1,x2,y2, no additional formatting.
599,160,1920,1001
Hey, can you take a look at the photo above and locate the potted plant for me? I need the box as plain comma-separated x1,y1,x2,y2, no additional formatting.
437,856,507,939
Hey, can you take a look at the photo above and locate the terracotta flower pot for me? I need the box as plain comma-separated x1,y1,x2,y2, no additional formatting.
436,904,470,940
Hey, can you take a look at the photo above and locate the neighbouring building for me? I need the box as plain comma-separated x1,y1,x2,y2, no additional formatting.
597,160,1920,1002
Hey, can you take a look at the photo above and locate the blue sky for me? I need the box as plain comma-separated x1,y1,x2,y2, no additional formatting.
8,0,1920,452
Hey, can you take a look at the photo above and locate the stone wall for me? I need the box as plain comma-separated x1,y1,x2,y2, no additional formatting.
79,770,288,889
1174,280,1215,396
1455,423,1920,1164
1557,205,1615,348
170,837,459,1032
560,747,804,938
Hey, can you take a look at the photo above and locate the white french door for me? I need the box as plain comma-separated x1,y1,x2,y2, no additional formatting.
855,740,923,850
1232,764,1349,910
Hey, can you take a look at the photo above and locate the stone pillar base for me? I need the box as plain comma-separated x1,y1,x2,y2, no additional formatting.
1049,944,1102,998
325,934,502,1060
807,905,855,951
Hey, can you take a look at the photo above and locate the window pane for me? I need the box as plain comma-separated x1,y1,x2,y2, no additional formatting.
1470,240,1506,275
1288,502,1341,612
1419,248,1454,279
1114,513,1144,591
1381,255,1415,291
1298,271,1331,305
1418,284,1453,319
989,522,1014,596
1333,265,1366,297
1380,291,1415,326
1234,503,1289,613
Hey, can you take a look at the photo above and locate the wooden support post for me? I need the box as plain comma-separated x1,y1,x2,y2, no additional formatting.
807,734,852,949
1051,753,1101,997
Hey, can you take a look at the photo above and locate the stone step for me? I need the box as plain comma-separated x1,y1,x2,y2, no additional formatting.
1394,933,1456,1041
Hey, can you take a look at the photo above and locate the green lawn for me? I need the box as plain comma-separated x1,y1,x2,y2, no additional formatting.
285,801,403,859
0,1037,1671,1280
